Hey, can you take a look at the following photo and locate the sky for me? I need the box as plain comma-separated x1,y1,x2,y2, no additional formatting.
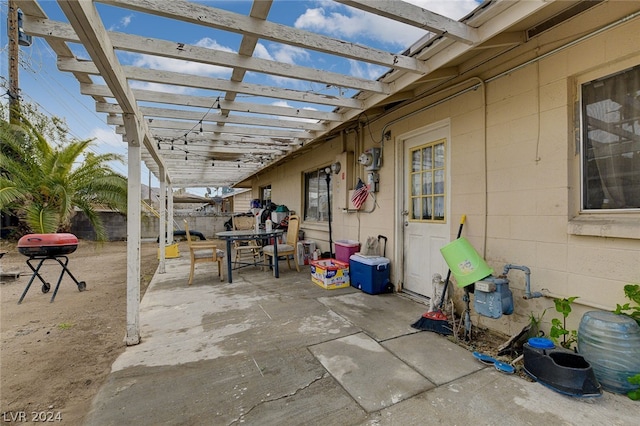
1,0,480,195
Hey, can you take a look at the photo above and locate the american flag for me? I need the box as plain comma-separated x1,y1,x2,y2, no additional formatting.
350,178,369,209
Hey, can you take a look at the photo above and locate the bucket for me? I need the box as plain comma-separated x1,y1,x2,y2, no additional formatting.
578,311,640,394
440,237,492,288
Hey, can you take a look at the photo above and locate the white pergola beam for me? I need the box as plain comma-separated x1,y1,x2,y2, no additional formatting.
103,108,327,132
80,83,342,123
58,58,365,110
26,18,390,94
335,0,479,44
99,0,428,74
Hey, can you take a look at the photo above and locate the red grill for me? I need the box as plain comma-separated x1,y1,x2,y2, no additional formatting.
18,233,78,257
17,233,86,304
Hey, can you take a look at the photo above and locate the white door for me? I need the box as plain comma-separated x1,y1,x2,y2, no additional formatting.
402,124,450,298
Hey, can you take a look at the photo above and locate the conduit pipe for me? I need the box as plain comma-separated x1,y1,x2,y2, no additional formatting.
501,264,541,299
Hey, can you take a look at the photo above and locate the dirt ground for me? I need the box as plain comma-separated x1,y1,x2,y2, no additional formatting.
0,240,159,425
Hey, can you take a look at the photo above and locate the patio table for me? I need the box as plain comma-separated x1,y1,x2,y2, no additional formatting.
216,229,284,283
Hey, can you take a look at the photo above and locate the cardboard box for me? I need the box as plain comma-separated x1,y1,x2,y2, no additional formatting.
310,259,350,289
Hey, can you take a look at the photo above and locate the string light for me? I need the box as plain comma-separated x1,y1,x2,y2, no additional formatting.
177,95,220,142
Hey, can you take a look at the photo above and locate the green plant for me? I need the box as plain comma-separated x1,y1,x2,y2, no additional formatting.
57,322,74,330
549,296,579,350
0,113,127,240
611,285,640,401
613,284,640,327
627,374,640,401
528,309,546,338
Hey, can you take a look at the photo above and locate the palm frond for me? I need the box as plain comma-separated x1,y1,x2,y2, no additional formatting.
24,204,60,234
0,182,29,209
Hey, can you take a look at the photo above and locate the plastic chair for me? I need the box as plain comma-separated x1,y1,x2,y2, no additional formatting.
232,215,262,266
263,214,300,274
183,220,224,285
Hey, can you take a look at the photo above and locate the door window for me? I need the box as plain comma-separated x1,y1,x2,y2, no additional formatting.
409,139,446,221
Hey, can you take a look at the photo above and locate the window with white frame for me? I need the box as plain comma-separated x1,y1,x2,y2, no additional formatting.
304,167,331,222
409,139,446,221
581,64,640,211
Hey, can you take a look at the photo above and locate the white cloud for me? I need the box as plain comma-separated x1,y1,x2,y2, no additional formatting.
253,43,273,60
272,45,310,65
295,7,423,48
121,15,133,28
194,37,234,52
348,60,387,80
129,53,232,78
295,0,479,49
88,127,124,148
108,14,134,31
408,0,479,20
129,81,192,95
123,37,235,78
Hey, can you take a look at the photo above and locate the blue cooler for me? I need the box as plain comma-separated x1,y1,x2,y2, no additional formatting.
349,254,391,294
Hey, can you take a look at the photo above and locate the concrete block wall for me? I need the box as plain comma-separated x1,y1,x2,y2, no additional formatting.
72,211,127,241
72,211,230,241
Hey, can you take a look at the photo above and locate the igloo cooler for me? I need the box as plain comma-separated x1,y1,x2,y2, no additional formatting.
349,254,391,295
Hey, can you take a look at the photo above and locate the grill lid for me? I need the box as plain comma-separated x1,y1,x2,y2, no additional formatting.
18,233,79,257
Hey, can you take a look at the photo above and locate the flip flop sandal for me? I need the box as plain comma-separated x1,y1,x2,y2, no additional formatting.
494,361,515,374
473,352,516,374
472,351,497,365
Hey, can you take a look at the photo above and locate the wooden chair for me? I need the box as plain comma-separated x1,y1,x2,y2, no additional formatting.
183,220,224,285
232,215,262,266
263,214,300,274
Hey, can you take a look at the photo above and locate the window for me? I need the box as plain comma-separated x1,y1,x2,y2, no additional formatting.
260,185,271,205
304,167,331,222
581,64,640,211
409,139,446,221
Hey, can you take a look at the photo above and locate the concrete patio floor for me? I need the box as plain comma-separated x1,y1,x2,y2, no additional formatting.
85,255,638,425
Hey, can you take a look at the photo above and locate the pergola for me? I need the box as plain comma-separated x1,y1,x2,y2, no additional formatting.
16,0,568,343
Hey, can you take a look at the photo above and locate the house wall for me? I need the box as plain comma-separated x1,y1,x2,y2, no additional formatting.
248,5,640,337
232,190,254,213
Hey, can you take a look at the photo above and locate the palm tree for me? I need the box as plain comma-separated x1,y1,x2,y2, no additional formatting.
0,116,127,241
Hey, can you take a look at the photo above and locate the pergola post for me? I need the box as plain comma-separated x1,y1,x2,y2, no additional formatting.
124,118,142,346
158,171,166,274
168,183,174,244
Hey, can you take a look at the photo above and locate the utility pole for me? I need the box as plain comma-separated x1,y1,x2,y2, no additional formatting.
7,0,20,122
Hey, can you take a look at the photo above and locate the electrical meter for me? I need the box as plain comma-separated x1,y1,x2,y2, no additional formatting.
358,148,381,171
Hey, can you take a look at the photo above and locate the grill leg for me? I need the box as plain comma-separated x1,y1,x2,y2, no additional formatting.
17,257,48,304
18,256,86,304
50,256,86,302
49,257,68,303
